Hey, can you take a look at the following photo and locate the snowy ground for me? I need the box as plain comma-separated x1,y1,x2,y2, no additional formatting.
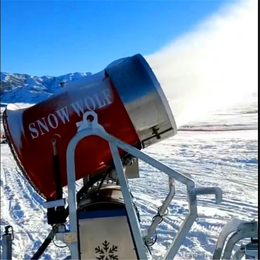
0,100,258,260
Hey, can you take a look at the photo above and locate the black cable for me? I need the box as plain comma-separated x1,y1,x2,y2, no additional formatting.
52,154,63,200
76,171,109,203
152,207,168,225
30,229,55,260
96,172,109,194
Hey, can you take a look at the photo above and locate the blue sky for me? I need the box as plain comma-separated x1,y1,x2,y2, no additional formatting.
1,0,235,76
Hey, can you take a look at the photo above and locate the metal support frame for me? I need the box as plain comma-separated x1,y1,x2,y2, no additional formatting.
232,245,245,260
63,111,223,260
222,221,258,260
213,218,248,259
212,218,258,260
109,143,148,259
145,177,175,244
2,226,13,260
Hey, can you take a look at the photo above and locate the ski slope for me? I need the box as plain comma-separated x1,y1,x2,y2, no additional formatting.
0,94,258,259
0,0,258,258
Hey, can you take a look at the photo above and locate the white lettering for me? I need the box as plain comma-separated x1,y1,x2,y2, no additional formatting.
71,100,84,116
29,123,39,139
94,93,106,109
47,114,59,129
36,118,49,135
56,106,70,124
28,89,114,140
101,89,113,105
84,97,96,110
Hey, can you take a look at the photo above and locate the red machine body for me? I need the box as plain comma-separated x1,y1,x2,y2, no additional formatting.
3,54,177,199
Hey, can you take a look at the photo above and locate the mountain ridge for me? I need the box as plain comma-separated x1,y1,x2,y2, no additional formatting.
0,72,92,104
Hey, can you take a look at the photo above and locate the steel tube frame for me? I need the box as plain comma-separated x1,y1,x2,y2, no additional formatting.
212,218,248,260
222,222,258,260
146,177,175,242
109,143,148,260
65,111,223,260
233,246,245,260
212,219,258,260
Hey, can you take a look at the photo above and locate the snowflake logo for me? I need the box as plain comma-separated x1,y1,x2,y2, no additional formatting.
95,240,118,260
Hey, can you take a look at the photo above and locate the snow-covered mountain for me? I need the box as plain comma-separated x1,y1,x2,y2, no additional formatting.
0,72,92,104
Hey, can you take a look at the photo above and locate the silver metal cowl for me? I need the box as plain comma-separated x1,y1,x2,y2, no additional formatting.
105,53,177,148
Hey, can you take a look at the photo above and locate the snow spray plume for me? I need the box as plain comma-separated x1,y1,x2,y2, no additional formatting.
146,0,258,128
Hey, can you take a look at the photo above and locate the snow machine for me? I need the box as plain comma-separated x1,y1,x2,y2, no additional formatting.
2,54,258,260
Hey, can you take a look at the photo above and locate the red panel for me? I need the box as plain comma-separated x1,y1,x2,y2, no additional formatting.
4,73,140,198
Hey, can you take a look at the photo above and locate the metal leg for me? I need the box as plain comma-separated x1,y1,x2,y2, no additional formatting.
212,219,258,260
164,187,222,260
164,192,197,260
109,143,148,260
222,221,258,260
233,245,245,260
2,226,13,260
212,218,248,260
